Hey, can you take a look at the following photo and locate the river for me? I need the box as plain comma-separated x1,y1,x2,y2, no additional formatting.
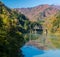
21,33,60,57
21,45,60,57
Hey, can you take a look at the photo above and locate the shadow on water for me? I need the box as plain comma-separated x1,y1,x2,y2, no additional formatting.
21,45,45,57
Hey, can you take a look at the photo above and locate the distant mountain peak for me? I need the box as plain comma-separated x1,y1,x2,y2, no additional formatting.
15,4,60,21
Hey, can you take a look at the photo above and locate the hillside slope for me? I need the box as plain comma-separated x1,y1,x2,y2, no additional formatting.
0,1,30,57
15,4,60,21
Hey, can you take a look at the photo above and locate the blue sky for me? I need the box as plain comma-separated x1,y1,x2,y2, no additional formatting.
1,0,60,8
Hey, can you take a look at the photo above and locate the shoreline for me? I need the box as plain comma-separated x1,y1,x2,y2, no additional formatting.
25,40,48,50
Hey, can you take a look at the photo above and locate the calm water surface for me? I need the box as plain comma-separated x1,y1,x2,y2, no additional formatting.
21,34,60,57
21,45,60,57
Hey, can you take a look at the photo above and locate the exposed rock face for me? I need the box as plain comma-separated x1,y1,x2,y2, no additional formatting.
15,4,60,21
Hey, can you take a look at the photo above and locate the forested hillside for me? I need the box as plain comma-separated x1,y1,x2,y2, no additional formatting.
0,1,31,57
43,11,60,33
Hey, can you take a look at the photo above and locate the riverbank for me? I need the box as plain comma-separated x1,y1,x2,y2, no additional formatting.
25,40,48,50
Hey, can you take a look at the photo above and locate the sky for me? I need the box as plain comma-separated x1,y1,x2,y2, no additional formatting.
1,0,60,8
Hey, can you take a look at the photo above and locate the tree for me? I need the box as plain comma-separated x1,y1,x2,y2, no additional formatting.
0,1,25,57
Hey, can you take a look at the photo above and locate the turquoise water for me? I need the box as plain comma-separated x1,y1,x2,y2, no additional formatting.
21,45,60,57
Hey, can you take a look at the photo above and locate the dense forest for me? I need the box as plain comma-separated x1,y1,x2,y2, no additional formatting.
0,1,31,57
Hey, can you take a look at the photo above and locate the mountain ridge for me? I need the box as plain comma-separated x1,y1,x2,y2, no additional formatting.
15,4,60,21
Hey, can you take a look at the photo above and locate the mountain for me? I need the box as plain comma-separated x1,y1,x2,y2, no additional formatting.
15,4,60,33
51,5,60,10
15,4,60,21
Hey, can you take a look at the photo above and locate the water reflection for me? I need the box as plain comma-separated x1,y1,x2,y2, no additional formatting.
21,46,60,57
21,33,60,57
21,45,45,57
